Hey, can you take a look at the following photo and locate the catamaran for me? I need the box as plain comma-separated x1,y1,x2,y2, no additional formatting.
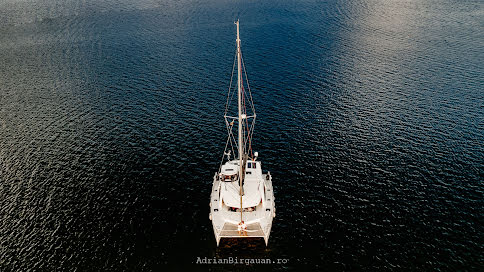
209,20,276,246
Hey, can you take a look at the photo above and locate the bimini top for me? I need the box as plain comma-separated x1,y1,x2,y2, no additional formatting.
220,161,238,176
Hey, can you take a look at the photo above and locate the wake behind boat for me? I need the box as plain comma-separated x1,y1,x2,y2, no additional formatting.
209,20,275,246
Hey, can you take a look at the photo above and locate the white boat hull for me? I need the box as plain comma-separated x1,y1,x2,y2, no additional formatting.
210,171,275,246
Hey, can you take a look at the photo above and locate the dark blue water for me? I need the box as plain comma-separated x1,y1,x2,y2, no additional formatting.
0,0,482,271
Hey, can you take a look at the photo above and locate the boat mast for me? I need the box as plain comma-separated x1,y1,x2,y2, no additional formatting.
236,20,244,222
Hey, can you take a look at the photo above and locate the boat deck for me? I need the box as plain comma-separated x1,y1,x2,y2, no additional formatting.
219,222,265,238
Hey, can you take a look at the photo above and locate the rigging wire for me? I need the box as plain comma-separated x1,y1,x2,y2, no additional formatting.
241,53,256,116
220,49,238,171
225,47,237,116
220,42,257,167
240,53,255,158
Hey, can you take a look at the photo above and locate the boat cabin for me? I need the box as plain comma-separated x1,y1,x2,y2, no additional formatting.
219,160,262,182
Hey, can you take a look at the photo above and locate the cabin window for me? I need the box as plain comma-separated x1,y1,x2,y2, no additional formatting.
246,171,252,175
226,169,234,171
252,163,257,168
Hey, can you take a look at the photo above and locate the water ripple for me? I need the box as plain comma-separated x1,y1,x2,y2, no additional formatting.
0,0,483,271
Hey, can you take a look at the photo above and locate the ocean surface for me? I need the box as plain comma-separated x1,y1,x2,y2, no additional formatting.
0,0,482,271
